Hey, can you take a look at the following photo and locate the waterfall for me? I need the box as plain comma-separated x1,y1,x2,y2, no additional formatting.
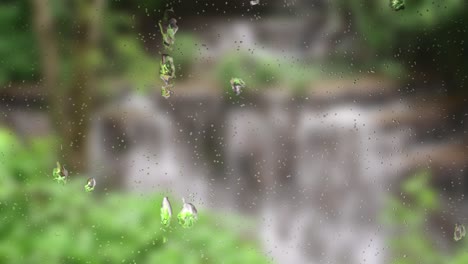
89,92,410,264
89,93,208,202
260,104,401,264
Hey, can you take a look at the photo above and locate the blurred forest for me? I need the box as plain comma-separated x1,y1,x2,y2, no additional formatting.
0,128,268,263
1,0,468,263
1,0,467,168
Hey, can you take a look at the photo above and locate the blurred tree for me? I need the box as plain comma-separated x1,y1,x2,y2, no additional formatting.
30,0,106,172
339,0,468,91
383,170,468,264
0,1,39,84
31,0,59,94
64,0,105,171
0,128,269,264
30,0,61,149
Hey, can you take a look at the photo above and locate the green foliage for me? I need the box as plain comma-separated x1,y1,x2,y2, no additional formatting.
98,14,200,94
160,198,172,228
101,35,158,94
390,0,405,11
376,60,405,80
0,128,56,185
171,33,201,77
177,206,197,229
216,52,321,95
382,170,468,264
0,128,270,263
340,0,468,89
216,52,279,94
344,0,464,51
286,63,322,94
0,2,39,85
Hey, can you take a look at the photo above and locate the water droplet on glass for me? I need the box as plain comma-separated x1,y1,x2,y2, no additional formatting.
159,9,178,51
177,198,198,228
250,0,259,6
161,197,173,228
160,54,175,98
454,223,466,241
390,0,405,11
85,177,96,192
230,78,246,96
53,161,68,185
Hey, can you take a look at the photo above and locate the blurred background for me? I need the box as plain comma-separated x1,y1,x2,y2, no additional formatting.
1,0,468,263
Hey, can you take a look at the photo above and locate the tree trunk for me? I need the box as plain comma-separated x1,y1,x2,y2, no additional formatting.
65,0,105,172
31,0,106,173
30,0,61,131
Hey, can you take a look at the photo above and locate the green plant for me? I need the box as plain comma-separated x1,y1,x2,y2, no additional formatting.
339,0,468,90
0,128,270,263
344,0,464,52
0,2,39,85
216,52,324,95
215,52,278,95
109,36,159,94
382,170,468,264
170,33,200,78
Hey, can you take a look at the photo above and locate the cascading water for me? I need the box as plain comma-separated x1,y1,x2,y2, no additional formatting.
260,104,404,264
89,93,208,201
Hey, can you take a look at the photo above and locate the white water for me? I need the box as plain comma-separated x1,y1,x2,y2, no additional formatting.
89,95,407,263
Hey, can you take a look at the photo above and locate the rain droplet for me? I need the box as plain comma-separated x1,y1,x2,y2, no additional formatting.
160,54,175,98
390,0,405,11
53,161,68,185
250,0,259,6
177,198,198,228
454,223,466,241
230,78,246,96
85,177,96,192
159,9,178,50
161,197,172,228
